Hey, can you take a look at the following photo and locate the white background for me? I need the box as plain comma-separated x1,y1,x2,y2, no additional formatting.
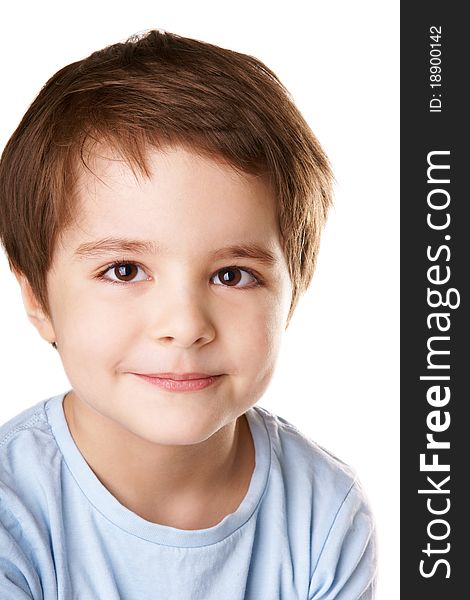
0,1,399,597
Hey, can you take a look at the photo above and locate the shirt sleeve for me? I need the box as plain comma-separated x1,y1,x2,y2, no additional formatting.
308,481,377,600
0,507,42,599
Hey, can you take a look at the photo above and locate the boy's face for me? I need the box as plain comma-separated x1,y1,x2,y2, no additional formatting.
24,145,292,446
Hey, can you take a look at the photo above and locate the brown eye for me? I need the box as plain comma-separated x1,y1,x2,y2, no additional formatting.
219,268,241,286
101,262,148,284
212,267,257,288
114,264,138,282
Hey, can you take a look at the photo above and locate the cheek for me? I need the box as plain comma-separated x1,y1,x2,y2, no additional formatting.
54,293,138,365
229,294,284,378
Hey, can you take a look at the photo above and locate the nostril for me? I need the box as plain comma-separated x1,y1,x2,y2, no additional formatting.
156,332,214,348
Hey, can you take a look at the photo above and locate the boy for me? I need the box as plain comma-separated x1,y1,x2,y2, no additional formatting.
0,30,376,599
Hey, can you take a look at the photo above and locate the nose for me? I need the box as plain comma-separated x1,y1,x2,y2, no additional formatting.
150,287,216,349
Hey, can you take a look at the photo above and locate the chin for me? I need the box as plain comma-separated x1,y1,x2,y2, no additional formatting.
128,414,226,447
143,430,217,447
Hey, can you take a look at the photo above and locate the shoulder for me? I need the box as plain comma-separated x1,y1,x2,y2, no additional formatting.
252,405,359,499
0,397,58,474
0,396,65,597
307,476,377,599
0,394,64,513
251,406,377,598
0,398,51,445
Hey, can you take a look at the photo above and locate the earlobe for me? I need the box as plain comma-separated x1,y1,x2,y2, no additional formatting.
14,272,56,344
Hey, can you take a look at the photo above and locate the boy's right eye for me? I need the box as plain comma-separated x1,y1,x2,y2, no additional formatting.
99,262,149,285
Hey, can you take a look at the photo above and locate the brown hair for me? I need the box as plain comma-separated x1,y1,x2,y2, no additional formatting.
0,29,333,328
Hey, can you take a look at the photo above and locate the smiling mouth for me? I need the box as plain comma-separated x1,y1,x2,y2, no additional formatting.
135,372,220,380
130,372,224,392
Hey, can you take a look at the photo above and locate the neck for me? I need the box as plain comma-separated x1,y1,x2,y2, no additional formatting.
63,391,254,529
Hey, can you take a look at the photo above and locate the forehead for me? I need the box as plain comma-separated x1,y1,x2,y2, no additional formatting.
60,144,283,258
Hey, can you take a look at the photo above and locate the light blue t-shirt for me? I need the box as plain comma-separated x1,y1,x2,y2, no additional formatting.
0,392,377,599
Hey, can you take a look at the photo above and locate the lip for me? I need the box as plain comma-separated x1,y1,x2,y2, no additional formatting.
137,372,218,381
130,372,223,392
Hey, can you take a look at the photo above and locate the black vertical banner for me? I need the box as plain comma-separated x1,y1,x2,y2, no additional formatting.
401,3,468,597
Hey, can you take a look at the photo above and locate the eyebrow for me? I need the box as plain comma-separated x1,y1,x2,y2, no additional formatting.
74,237,278,266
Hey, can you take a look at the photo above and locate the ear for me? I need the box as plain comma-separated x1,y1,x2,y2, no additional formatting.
14,272,56,345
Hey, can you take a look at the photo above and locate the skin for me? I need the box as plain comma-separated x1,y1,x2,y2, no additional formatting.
17,144,293,529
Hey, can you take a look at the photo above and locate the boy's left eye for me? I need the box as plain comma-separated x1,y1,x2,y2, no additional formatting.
99,263,259,288
210,267,258,288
